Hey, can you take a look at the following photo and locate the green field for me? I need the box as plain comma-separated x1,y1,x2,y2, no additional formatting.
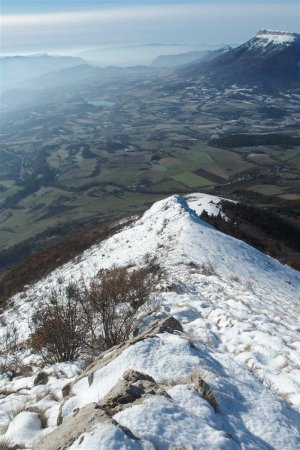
172,172,214,188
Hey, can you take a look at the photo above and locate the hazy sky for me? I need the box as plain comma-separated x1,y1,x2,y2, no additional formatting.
1,1,299,55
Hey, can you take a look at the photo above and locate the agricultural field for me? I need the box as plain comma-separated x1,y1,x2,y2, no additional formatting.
1,66,299,271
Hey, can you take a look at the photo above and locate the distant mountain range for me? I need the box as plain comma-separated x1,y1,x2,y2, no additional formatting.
178,30,300,89
151,47,232,68
0,54,86,91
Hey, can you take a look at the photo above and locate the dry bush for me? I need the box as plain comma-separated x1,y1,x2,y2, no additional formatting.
0,324,22,378
88,266,155,349
29,265,156,362
30,287,89,363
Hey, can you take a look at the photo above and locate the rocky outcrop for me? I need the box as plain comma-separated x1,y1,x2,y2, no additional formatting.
61,316,182,400
33,371,49,386
34,317,182,450
33,402,142,450
100,369,170,415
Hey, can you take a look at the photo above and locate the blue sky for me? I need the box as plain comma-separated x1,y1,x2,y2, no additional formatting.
1,1,299,56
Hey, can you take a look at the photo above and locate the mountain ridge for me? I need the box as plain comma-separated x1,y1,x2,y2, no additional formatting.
0,193,299,449
178,29,300,89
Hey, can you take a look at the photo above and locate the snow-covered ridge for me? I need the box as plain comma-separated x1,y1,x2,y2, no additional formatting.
0,193,300,449
255,29,298,45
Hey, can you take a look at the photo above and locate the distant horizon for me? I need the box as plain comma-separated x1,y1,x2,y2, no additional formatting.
1,1,298,57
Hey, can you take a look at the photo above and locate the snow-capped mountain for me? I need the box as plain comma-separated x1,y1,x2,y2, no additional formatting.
178,30,300,89
0,193,299,449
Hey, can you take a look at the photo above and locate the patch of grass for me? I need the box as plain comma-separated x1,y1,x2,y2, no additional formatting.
247,362,277,393
248,184,284,196
172,172,214,188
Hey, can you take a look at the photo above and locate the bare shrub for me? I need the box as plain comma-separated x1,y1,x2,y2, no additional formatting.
0,324,22,378
29,265,156,362
30,287,89,363
88,266,154,349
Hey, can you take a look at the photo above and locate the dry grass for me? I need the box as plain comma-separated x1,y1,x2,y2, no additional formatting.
5,403,27,422
186,261,217,276
191,369,219,412
0,437,15,450
50,391,61,402
199,262,216,277
0,387,14,397
35,387,52,402
247,361,278,393
0,403,48,437
25,406,48,428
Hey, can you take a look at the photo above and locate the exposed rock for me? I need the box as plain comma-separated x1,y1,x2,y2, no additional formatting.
33,403,134,450
61,383,71,399
188,370,219,412
33,371,49,386
34,369,169,450
60,317,182,409
169,447,187,450
55,317,181,427
33,369,170,450
100,369,170,414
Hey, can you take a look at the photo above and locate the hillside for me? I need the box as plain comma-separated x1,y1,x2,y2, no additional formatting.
0,54,87,92
151,47,231,68
178,30,300,88
0,193,299,449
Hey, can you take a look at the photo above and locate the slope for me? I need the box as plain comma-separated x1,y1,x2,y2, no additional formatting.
0,193,299,449
178,30,300,88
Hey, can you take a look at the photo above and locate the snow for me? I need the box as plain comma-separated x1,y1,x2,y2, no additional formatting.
256,30,297,45
69,424,150,450
5,411,42,448
240,30,299,54
115,395,237,450
185,192,232,218
61,333,200,419
0,193,300,449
